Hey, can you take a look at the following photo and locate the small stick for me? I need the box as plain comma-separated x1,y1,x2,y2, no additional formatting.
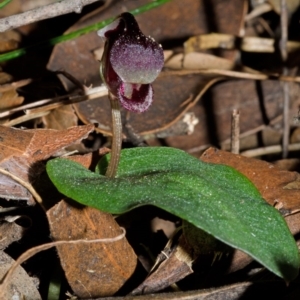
241,143,300,157
0,0,103,32
221,114,283,146
0,167,46,211
162,69,300,83
3,111,50,127
231,109,240,154
105,93,122,178
280,0,290,158
0,85,107,119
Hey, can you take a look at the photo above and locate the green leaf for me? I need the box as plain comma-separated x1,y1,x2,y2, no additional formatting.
46,147,300,281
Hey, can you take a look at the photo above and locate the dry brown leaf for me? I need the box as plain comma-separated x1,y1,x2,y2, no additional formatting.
0,250,41,299
0,215,31,249
0,72,12,85
0,29,21,53
0,124,94,204
166,52,261,76
0,77,31,125
184,53,236,70
74,74,213,136
47,200,137,298
132,233,193,295
64,147,110,169
0,89,24,112
41,104,78,130
165,53,236,70
273,158,300,171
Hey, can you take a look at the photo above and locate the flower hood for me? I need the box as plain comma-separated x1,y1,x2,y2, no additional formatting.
98,12,164,113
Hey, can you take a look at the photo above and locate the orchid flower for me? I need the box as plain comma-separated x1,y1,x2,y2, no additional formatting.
98,12,164,113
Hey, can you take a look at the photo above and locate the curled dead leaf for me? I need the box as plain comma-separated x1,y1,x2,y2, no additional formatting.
0,124,94,204
47,200,137,298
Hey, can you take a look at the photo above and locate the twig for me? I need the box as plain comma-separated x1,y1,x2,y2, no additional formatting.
0,0,104,32
241,143,300,157
187,115,282,155
256,17,275,38
162,69,300,83
0,228,126,298
245,3,272,21
25,86,106,114
0,167,46,211
105,93,122,178
187,144,212,154
0,85,107,119
3,111,50,127
282,81,290,158
221,115,282,146
280,0,290,158
231,109,240,154
141,78,222,136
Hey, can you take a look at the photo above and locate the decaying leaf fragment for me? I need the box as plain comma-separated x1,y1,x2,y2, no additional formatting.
0,250,41,300
0,124,94,204
132,230,193,295
47,200,137,298
0,215,31,249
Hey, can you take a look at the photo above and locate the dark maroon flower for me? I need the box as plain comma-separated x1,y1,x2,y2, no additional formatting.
98,12,164,113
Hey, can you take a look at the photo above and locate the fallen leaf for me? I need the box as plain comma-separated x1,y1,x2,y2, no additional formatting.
0,30,21,53
0,124,94,204
131,232,193,295
47,200,137,298
0,89,24,112
165,52,238,70
74,74,213,136
42,104,78,130
0,250,41,299
0,215,31,249
273,158,300,172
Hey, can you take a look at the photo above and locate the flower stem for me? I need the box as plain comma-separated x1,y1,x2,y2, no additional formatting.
105,93,122,178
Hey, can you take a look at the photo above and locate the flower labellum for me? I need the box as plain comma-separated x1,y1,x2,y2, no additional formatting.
98,12,164,113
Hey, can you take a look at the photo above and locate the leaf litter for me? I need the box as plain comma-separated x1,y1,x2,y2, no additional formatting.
0,0,300,299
